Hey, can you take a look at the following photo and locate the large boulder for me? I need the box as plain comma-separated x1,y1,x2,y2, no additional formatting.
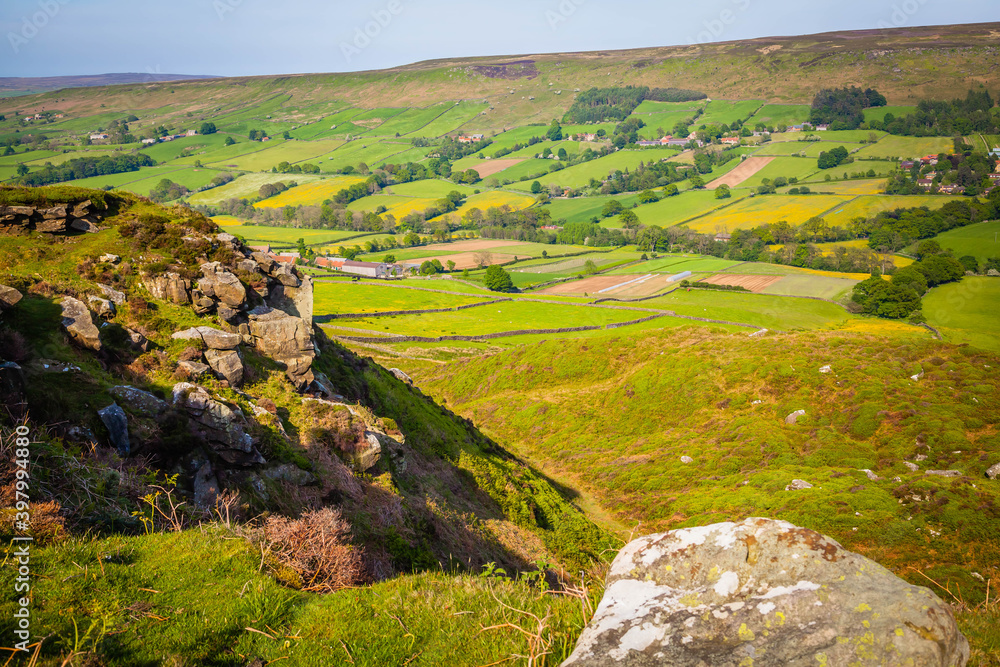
144,272,190,304
198,262,247,308
172,383,263,466
563,518,969,667
171,326,241,350
97,403,130,456
109,386,168,417
247,307,315,390
60,297,101,351
987,462,1000,480
205,348,244,386
0,284,23,311
97,283,126,305
88,296,116,318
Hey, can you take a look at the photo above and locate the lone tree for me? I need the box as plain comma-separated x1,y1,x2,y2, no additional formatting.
484,265,514,292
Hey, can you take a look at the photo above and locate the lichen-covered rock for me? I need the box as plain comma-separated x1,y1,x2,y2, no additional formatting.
110,386,168,417
193,461,220,508
785,479,813,490
205,348,244,386
785,409,806,425
925,470,962,478
247,307,315,390
88,296,116,318
0,284,23,310
98,283,126,305
178,360,210,378
351,432,383,472
98,403,130,456
389,368,413,386
144,272,190,304
172,383,263,466
60,297,101,351
562,518,969,667
172,326,241,350
271,263,301,287
987,462,1000,480
198,262,247,308
262,463,317,486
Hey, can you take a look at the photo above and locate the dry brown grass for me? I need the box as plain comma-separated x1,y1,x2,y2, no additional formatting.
264,507,367,593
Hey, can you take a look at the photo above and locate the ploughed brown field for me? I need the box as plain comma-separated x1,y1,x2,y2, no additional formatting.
538,274,671,297
470,158,527,178
707,156,776,189
701,274,785,292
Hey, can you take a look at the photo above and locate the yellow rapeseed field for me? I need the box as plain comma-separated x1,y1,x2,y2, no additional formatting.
449,191,537,218
254,176,368,208
687,195,849,232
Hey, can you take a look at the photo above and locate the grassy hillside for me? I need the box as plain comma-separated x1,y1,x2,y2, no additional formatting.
415,327,1000,659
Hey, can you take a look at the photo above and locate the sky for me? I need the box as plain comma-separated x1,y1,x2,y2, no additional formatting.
1,0,997,78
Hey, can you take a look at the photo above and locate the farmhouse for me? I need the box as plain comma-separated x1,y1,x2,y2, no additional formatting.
901,160,916,170
249,244,271,253
637,140,660,147
939,184,965,194
272,251,301,264
458,134,485,144
141,138,158,145
815,124,830,131
89,133,109,141
714,232,732,243
916,178,934,189
341,260,403,279
316,257,345,270
720,137,740,145
186,129,197,136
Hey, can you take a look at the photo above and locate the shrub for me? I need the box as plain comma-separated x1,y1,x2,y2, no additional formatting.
264,508,367,592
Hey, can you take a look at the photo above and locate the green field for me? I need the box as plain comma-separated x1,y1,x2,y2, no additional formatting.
863,106,918,123
754,140,865,158
518,148,678,189
923,277,1000,352
314,281,492,315
750,104,811,126
922,220,1000,263
407,101,488,138
221,225,371,247
856,135,953,159
733,156,823,189
332,299,645,337
643,290,855,330
207,138,346,171
545,193,642,225
628,189,748,228
607,256,739,274
760,274,859,300
697,100,764,127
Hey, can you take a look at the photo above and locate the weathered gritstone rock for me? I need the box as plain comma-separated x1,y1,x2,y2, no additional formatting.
266,273,313,322
251,252,277,273
0,284,23,310
562,518,969,667
178,360,210,378
262,463,317,487
986,462,1000,480
124,327,151,352
110,386,168,417
98,283,126,305
88,296,116,318
198,262,247,308
247,307,315,390
193,461,220,508
926,470,962,478
98,403,130,456
205,348,244,386
785,409,806,425
60,297,101,351
271,263,301,288
171,326,241,350
144,272,191,304
172,382,264,466
389,368,413,385
786,479,813,490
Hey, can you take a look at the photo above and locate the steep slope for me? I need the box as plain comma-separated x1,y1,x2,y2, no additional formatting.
0,185,612,663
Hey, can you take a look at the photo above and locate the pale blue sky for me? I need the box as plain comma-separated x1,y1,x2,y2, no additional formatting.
1,0,996,78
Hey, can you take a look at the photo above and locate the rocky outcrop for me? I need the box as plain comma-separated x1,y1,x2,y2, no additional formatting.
144,272,191,304
389,368,413,386
563,518,969,667
178,360,210,378
172,326,241,350
109,386,168,417
172,383,264,466
193,461,220,508
198,262,247,309
0,284,23,311
204,348,244,386
784,409,806,425
98,403,130,456
60,297,101,351
266,272,313,322
246,307,315,390
0,200,104,234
